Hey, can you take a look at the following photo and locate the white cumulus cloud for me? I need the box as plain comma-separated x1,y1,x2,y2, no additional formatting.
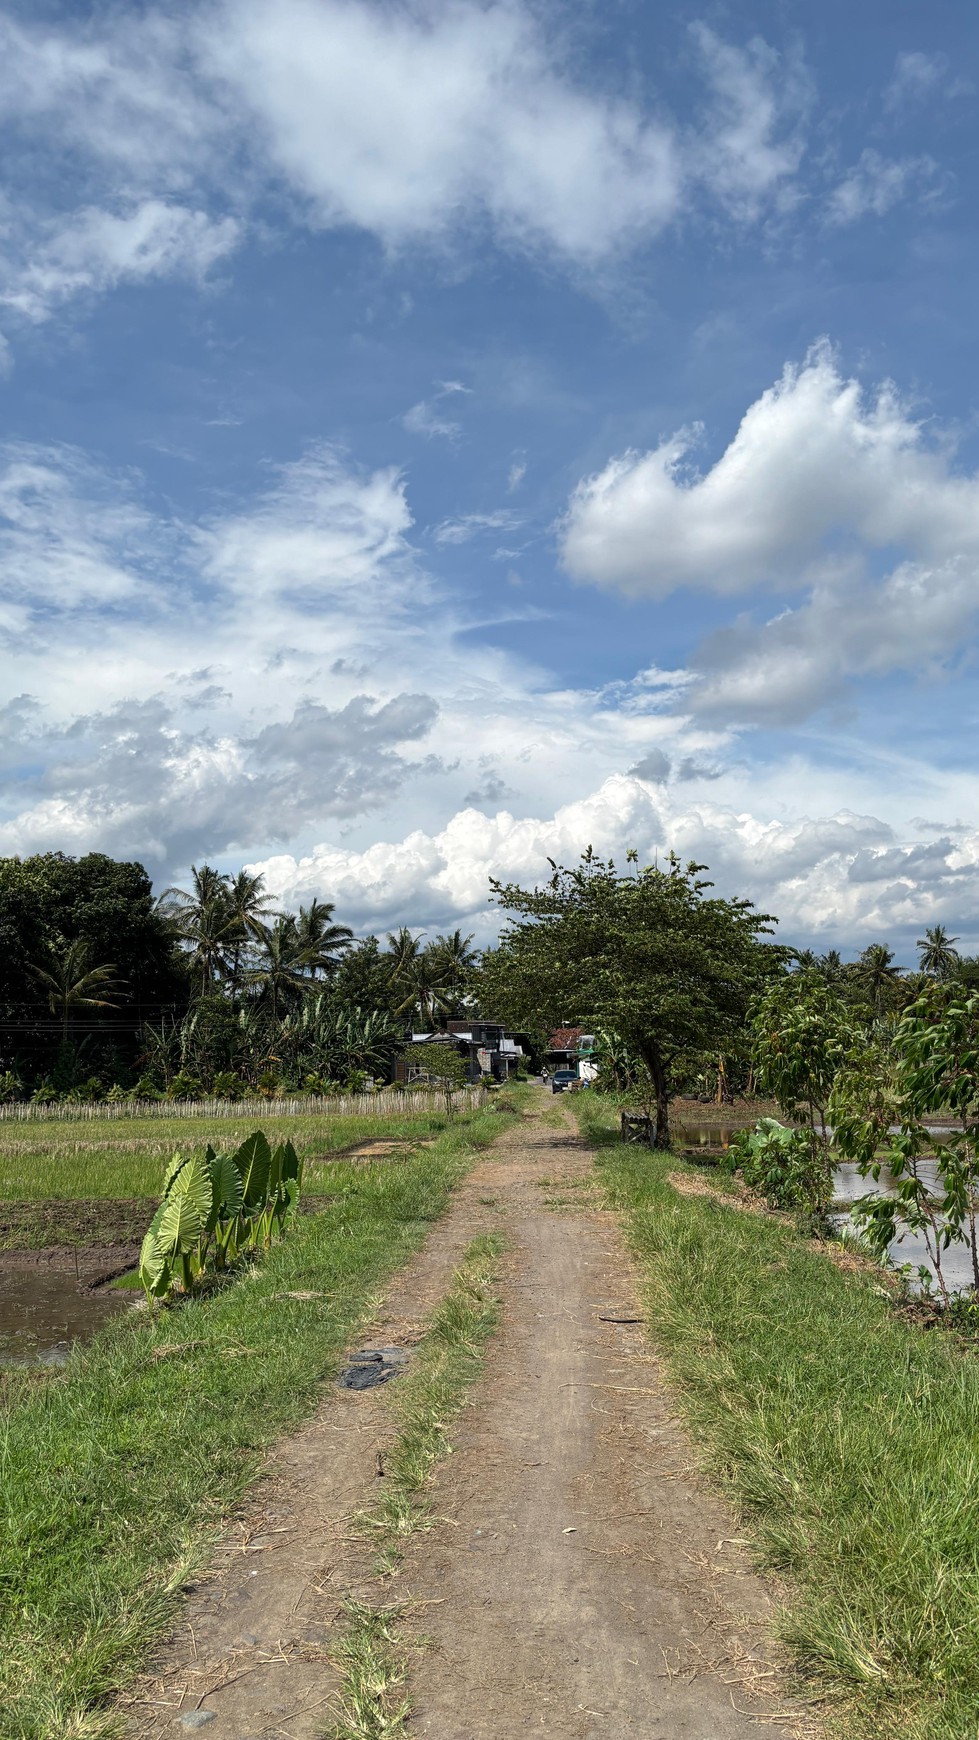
561,343,979,720
247,773,979,949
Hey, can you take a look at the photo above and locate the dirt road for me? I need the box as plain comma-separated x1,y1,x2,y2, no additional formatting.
128,1097,805,1738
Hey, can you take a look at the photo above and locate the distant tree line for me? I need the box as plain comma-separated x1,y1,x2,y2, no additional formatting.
0,853,479,1102
0,848,972,1115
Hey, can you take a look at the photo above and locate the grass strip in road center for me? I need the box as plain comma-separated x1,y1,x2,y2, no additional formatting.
0,1104,510,1740
328,1234,505,1740
575,1095,979,1740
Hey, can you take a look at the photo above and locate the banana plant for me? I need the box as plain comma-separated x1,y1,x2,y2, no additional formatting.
139,1130,303,1300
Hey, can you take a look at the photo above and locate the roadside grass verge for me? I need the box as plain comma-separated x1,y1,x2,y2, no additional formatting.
575,1093,979,1740
0,1104,509,1740
328,1235,505,1739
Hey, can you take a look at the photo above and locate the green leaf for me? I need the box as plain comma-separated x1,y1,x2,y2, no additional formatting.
138,1226,171,1298
156,1189,203,1257
234,1131,271,1206
280,1140,301,1185
168,1154,214,1225
210,1150,244,1221
162,1149,192,1196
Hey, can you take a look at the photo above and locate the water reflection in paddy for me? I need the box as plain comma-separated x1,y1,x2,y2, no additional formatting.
0,1265,131,1365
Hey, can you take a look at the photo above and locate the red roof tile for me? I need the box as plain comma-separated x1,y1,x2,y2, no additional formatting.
548,1027,584,1049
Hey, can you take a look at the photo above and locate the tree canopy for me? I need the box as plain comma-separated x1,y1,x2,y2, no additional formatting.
478,849,784,1145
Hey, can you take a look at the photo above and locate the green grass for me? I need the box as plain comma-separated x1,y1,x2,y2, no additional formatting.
576,1094,979,1740
327,1235,504,1738
357,1232,504,1559
0,1103,510,1740
0,1107,467,1202
327,1601,411,1740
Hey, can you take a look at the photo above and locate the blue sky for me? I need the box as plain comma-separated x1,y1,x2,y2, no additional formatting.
2,0,979,955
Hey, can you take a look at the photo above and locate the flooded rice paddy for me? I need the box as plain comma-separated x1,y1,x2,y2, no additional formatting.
0,1261,133,1365
679,1121,976,1294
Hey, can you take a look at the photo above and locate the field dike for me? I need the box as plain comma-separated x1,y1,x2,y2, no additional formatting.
60,1091,811,1740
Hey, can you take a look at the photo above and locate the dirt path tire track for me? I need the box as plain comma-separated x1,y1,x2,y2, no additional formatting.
125,1097,808,1739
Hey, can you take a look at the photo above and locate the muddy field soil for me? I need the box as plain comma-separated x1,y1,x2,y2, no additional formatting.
0,1238,141,1283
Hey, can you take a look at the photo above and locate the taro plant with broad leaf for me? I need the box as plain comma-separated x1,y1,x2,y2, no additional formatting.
830,986,979,1305
139,1130,303,1301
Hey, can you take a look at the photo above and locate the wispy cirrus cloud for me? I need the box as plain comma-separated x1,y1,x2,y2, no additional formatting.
825,149,943,227
0,199,240,322
0,0,835,348
433,509,522,546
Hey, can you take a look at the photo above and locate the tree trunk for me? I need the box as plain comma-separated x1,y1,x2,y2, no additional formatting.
638,1041,671,1150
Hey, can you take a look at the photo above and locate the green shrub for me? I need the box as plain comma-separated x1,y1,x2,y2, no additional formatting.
167,1071,203,1101
67,1076,104,1103
720,1117,829,1211
211,1071,244,1100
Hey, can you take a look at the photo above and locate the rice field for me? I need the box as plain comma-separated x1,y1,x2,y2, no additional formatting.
0,1091,489,1203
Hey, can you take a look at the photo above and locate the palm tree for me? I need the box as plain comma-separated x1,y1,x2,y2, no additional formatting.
430,930,479,981
28,939,122,1039
226,870,279,1001
423,931,480,1022
386,927,427,1022
917,924,960,981
818,948,845,984
243,917,317,1020
158,864,237,997
793,948,819,971
854,943,903,1019
293,899,354,978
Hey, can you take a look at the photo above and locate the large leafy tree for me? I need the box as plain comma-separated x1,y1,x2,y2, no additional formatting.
479,849,784,1146
333,936,401,1016
0,853,186,1080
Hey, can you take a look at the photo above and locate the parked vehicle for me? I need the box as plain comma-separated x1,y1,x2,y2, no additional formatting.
551,1068,579,1094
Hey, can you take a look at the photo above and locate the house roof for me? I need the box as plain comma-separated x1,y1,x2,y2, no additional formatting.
548,1027,585,1050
